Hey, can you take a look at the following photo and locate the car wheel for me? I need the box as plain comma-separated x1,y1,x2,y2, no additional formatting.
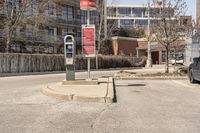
189,69,196,83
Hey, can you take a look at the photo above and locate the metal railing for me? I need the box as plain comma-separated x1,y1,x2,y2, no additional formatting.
48,16,81,25
0,30,82,45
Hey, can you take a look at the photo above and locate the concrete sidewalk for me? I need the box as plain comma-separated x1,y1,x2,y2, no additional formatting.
41,77,114,103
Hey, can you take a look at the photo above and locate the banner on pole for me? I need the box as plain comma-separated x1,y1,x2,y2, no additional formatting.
80,0,96,10
82,25,96,57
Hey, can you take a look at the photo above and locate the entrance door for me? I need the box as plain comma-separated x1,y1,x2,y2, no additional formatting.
151,51,159,64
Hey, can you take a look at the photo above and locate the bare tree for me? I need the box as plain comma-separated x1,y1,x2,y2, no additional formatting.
0,0,51,53
28,0,51,53
152,0,187,73
1,0,29,52
95,0,118,69
96,0,118,54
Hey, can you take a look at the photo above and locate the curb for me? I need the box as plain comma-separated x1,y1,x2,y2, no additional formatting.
41,85,73,101
41,78,115,103
114,77,188,80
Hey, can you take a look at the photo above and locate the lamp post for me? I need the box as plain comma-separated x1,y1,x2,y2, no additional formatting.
146,0,152,68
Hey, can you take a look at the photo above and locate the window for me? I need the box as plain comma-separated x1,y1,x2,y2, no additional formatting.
48,28,54,41
48,4,56,15
133,8,143,17
121,20,133,27
62,28,74,35
81,10,87,24
118,8,131,16
162,51,166,63
135,20,147,26
48,29,54,36
90,11,98,24
57,28,62,36
62,6,74,20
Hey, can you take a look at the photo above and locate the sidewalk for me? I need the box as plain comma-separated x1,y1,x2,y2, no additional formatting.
41,77,115,103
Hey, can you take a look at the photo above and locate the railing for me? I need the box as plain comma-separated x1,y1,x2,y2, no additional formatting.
0,30,82,44
0,31,60,44
48,16,81,25
54,0,80,5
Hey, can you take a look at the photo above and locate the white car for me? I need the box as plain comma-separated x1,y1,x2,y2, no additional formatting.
171,56,184,65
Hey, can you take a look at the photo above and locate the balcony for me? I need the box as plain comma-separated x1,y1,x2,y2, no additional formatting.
53,0,80,6
48,16,81,26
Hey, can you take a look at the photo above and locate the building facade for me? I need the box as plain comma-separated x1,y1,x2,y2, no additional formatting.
197,0,200,26
107,4,192,28
108,3,192,64
112,36,186,64
107,4,152,28
0,0,99,54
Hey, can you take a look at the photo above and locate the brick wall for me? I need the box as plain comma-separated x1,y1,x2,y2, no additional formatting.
112,37,138,56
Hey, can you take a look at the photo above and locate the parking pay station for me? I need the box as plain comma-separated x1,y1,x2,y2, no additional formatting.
64,35,75,80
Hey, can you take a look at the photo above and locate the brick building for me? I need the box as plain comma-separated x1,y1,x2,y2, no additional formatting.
112,36,186,64
197,0,200,26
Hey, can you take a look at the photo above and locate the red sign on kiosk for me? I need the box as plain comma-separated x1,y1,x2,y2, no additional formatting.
82,25,96,57
80,0,96,10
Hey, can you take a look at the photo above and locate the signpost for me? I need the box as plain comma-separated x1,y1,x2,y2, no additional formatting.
80,0,96,10
64,35,75,80
80,0,96,80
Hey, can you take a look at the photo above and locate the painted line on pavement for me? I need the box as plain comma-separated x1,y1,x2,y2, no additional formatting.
172,80,200,93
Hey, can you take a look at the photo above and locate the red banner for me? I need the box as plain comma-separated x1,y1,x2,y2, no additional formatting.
80,0,96,10
82,26,95,56
83,28,95,45
83,46,95,55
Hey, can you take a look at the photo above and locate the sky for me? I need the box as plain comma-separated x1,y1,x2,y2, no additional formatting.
108,0,196,20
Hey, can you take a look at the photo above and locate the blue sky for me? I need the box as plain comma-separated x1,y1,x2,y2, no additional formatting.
108,0,196,20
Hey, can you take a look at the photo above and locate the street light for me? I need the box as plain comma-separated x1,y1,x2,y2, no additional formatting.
146,0,152,68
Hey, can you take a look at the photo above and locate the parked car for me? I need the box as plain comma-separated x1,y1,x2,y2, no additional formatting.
171,55,184,65
188,57,200,83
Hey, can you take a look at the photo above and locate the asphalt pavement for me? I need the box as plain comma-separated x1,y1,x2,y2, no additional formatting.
0,71,200,133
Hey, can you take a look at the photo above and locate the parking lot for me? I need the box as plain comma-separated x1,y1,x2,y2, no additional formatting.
0,73,200,133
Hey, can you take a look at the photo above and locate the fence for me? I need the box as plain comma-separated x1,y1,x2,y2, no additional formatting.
0,53,145,73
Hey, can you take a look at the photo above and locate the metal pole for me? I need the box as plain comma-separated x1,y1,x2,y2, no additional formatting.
87,10,90,25
87,10,91,79
104,0,107,40
87,58,91,79
146,0,152,67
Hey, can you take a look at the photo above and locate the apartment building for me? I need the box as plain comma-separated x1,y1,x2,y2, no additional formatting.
107,4,192,28
0,0,99,54
108,3,192,64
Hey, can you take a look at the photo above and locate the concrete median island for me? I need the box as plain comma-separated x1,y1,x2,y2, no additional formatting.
41,77,114,103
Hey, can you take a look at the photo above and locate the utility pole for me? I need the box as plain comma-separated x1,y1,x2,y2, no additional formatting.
146,0,152,68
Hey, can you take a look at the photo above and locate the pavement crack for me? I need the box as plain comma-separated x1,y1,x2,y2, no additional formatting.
90,104,112,133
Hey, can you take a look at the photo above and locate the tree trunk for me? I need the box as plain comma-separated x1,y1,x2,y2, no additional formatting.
174,48,177,72
96,2,104,69
6,36,10,53
165,46,169,73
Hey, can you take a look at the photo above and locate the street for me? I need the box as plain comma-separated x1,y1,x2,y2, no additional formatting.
0,71,200,133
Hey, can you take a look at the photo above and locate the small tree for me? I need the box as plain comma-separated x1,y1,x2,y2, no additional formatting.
152,0,187,73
